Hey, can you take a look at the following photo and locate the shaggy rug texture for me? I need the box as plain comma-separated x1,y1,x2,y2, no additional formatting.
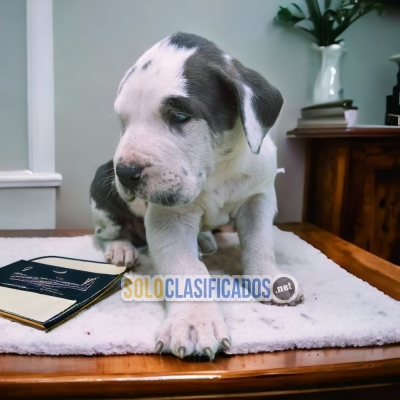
1,228,400,355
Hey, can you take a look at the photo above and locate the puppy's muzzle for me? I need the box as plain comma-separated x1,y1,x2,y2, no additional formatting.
116,164,143,190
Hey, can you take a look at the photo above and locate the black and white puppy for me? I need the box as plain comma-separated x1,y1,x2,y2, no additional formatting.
90,32,304,359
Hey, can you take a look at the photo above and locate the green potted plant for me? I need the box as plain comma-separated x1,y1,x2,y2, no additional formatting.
276,0,384,103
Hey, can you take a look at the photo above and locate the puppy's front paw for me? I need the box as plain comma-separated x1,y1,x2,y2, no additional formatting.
104,240,139,267
156,302,230,359
197,231,217,255
286,285,305,306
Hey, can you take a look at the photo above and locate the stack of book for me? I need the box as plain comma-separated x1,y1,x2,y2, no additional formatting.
297,100,358,129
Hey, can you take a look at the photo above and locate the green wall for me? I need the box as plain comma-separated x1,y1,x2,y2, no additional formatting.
2,0,396,228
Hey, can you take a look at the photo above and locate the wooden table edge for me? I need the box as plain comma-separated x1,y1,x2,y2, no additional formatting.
277,222,400,299
1,223,400,398
2,358,400,399
286,126,400,138
1,356,400,381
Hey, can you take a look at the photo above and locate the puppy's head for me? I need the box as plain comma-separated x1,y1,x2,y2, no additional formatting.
113,32,283,206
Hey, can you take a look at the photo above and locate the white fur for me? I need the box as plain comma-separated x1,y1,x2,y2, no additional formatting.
128,197,147,218
103,36,302,359
90,199,121,240
143,123,284,358
115,39,196,112
104,239,139,267
224,54,233,63
91,199,139,266
113,39,208,207
242,84,269,153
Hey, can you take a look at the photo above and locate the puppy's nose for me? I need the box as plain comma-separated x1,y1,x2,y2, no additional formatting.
115,164,143,189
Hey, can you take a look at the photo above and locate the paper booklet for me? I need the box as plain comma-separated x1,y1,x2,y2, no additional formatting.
0,257,126,331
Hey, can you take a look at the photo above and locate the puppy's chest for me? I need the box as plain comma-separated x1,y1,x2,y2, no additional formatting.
199,179,254,230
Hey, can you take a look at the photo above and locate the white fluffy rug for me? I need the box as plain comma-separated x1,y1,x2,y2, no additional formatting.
1,228,400,355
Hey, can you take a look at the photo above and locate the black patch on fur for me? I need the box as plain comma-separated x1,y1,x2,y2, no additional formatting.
169,32,283,153
90,160,147,246
232,59,283,137
161,96,197,115
169,32,211,50
142,60,152,70
169,33,238,135
160,96,200,135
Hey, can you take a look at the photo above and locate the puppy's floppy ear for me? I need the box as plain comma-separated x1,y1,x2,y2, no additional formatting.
216,59,283,154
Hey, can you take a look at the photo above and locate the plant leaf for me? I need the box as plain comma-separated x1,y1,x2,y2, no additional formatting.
294,18,321,44
277,6,304,24
296,26,319,43
331,1,385,41
324,0,332,11
375,3,385,16
322,9,336,47
305,0,324,45
291,3,306,17
276,0,385,46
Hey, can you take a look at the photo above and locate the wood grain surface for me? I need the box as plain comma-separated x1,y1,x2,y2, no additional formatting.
279,223,400,301
297,131,400,265
1,223,400,398
287,127,400,138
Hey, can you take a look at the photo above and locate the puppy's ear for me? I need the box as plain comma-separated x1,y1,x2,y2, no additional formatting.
216,59,283,154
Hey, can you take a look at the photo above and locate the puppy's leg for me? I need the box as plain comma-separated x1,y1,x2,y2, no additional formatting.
145,204,230,359
197,231,217,256
90,160,146,267
93,202,215,266
91,199,141,267
235,185,304,305
90,161,216,266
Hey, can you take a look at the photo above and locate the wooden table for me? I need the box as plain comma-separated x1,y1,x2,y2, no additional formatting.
287,126,400,265
1,223,400,399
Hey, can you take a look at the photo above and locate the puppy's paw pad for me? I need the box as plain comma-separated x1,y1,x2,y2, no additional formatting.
104,240,139,267
156,303,230,359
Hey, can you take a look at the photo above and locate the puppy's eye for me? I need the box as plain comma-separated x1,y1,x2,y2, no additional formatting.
171,113,191,123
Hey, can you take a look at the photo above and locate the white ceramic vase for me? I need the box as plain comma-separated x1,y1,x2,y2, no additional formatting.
313,43,345,104
389,54,400,71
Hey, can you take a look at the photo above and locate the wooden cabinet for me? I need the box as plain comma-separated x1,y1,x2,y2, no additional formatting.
288,127,400,265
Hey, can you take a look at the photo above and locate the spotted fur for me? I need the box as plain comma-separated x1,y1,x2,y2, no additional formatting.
90,32,302,360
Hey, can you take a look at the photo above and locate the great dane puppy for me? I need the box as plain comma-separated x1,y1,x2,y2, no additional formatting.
90,32,304,359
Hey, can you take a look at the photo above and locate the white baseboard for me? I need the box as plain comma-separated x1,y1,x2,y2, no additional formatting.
0,187,56,229
0,170,61,228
